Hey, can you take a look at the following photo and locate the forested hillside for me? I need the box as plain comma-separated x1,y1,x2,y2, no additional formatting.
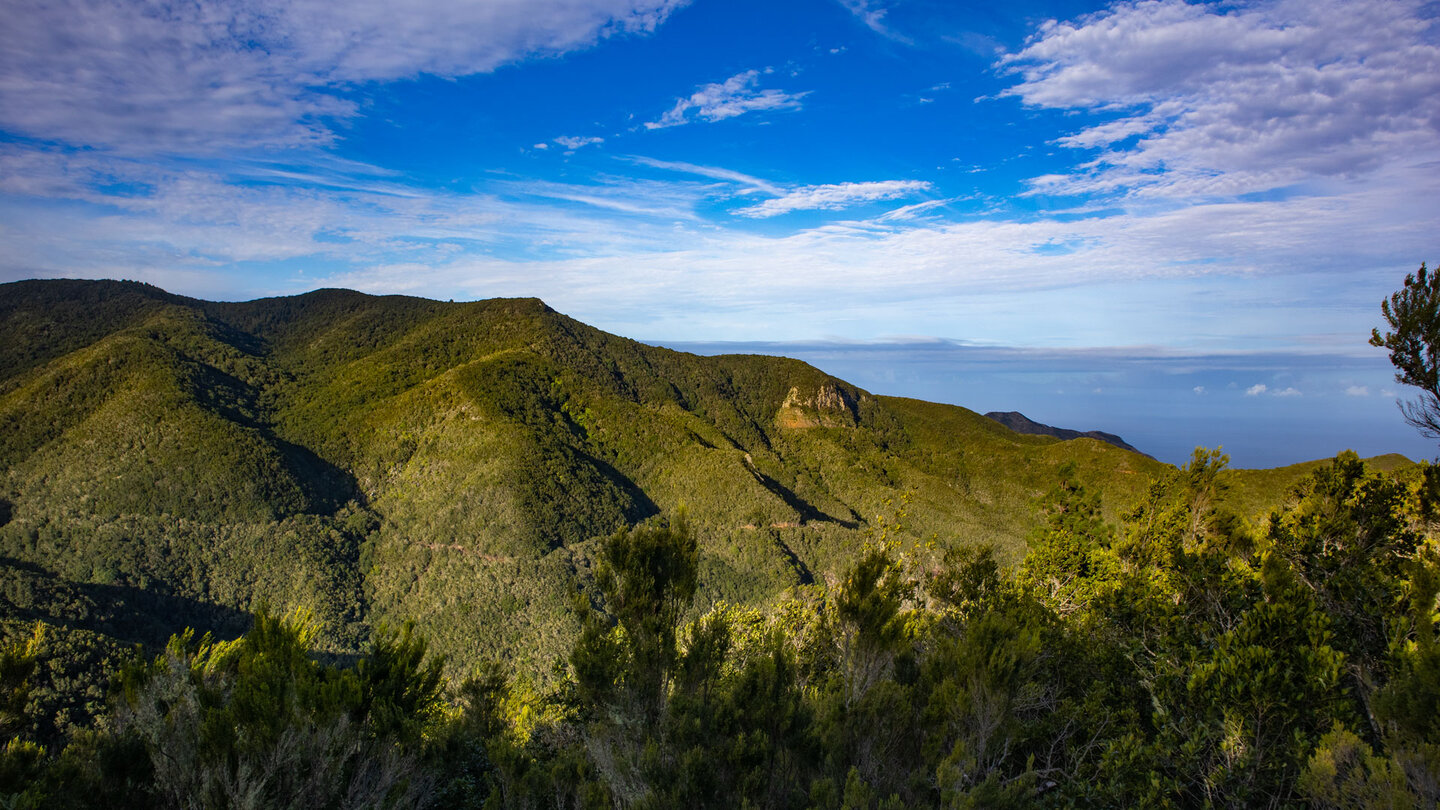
2,448,1436,808
0,279,1191,676
1,279,1433,807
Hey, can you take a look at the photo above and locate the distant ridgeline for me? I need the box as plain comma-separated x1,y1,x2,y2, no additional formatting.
0,279,1406,691
984,410,1153,459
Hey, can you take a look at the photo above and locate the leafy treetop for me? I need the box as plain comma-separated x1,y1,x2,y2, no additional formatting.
1371,261,1440,438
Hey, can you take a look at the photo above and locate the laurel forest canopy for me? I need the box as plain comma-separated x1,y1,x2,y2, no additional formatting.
0,442,1435,808
0,269,1435,807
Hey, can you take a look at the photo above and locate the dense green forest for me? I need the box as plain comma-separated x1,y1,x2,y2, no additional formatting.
1,278,1436,806
3,278,1338,683
2,448,1437,807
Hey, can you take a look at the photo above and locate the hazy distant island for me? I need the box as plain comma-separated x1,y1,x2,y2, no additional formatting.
983,410,1152,458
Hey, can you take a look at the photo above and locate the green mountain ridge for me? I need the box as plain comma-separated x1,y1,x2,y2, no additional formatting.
0,279,1409,690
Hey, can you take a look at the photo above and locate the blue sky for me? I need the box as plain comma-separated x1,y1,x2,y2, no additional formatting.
1,0,1438,466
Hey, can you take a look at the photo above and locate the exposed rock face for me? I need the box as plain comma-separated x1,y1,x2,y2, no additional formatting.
984,410,1152,458
777,383,858,429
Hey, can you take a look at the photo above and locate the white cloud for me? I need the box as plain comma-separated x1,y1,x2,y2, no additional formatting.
534,143,550,150
0,146,723,290
4,109,1435,356
1244,383,1303,397
736,180,931,218
1193,386,1206,394
502,176,709,222
1002,0,1440,200
877,198,955,222
835,0,910,42
646,70,809,129
0,0,684,153
622,156,783,194
5,136,1434,353
555,135,605,151
1,0,1435,356
1345,385,1370,396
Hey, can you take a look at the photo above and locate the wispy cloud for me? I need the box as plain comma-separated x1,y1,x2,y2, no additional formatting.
878,198,956,222
0,0,1434,370
645,69,809,129
1001,0,1440,200
4,135,1431,353
622,156,783,194
0,145,722,289
736,180,931,218
1245,384,1269,396
555,135,605,151
835,0,910,43
0,0,685,153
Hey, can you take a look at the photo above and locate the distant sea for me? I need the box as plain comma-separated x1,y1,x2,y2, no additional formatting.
663,339,1434,469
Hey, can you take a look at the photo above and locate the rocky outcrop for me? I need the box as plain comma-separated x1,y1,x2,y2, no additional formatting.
777,382,858,429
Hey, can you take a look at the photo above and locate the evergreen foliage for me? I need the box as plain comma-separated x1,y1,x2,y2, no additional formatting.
1371,261,1440,438
0,451,1433,807
3,280,1435,807
1,279,1237,681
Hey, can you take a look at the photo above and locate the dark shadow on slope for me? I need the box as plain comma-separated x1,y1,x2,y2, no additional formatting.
0,557,251,650
184,361,359,515
516,442,662,553
771,532,815,586
582,449,660,525
741,455,859,530
202,310,270,358
272,435,361,514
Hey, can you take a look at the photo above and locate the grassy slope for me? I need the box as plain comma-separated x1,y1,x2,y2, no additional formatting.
0,280,1411,679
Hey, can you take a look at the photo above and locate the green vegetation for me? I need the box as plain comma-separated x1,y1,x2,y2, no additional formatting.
1371,261,1440,438
2,278,1433,806
1,450,1435,807
1,279,1219,680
